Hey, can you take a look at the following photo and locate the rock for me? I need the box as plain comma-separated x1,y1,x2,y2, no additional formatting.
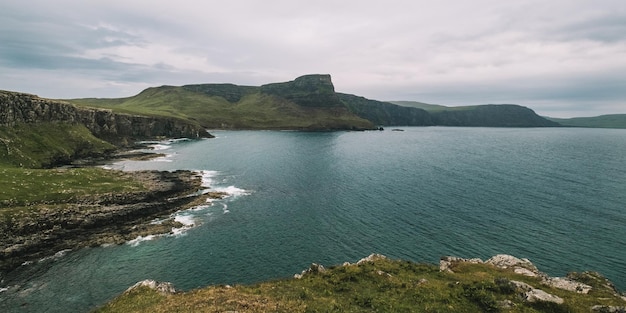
294,263,326,279
524,288,564,304
543,277,592,294
567,271,620,295
510,280,564,304
485,254,542,277
376,270,392,277
356,253,387,265
439,256,483,273
126,279,176,295
0,170,205,273
592,305,626,313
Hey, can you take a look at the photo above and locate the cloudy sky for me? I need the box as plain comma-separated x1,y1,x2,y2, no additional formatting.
1,0,625,117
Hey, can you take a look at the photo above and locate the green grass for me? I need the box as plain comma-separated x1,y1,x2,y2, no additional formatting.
0,167,143,208
68,86,374,130
95,257,625,313
0,122,145,219
0,122,116,168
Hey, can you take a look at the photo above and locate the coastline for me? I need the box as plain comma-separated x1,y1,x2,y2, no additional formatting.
0,164,221,277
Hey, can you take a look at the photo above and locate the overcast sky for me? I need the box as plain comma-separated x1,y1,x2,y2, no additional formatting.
1,0,625,117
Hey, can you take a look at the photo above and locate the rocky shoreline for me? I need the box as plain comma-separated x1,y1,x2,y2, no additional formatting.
0,169,223,276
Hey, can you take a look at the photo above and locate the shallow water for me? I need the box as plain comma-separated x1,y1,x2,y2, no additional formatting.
1,127,625,312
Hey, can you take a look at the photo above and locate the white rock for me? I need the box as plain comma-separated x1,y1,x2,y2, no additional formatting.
544,277,592,294
511,280,563,304
126,279,176,295
439,256,483,272
514,267,540,277
524,288,564,304
356,253,387,265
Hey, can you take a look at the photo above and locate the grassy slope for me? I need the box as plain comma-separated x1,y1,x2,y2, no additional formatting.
0,122,145,219
390,100,452,112
95,258,625,313
392,100,491,112
0,167,144,214
0,122,116,168
69,87,374,130
548,114,626,129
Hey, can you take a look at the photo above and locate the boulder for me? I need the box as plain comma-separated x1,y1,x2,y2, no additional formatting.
484,254,542,278
439,256,483,273
510,280,564,304
126,279,176,295
357,253,388,265
294,263,326,279
543,277,592,294
592,305,626,313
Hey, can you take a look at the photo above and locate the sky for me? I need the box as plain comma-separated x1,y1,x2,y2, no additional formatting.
1,0,625,117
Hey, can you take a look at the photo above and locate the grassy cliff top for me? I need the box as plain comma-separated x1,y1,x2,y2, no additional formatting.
96,255,625,313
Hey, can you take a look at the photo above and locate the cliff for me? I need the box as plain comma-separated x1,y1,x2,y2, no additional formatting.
339,93,434,126
430,104,561,127
0,90,211,146
392,101,561,127
260,74,344,107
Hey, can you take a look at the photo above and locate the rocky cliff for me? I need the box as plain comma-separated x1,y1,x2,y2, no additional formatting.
428,104,560,127
0,90,211,145
339,93,435,126
260,74,344,107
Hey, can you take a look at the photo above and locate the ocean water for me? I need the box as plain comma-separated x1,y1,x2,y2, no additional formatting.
1,127,625,312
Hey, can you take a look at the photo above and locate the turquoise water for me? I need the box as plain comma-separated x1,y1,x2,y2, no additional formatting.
1,127,625,312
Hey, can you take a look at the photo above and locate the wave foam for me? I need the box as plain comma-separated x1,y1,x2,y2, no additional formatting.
214,186,250,198
151,144,171,151
199,170,220,187
174,214,195,227
37,249,72,263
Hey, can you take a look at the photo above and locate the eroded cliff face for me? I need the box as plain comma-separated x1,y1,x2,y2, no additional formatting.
0,90,211,145
260,74,344,107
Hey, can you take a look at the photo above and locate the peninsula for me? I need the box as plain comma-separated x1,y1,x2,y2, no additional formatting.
0,90,214,273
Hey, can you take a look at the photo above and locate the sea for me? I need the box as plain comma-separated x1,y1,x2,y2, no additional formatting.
1,127,625,312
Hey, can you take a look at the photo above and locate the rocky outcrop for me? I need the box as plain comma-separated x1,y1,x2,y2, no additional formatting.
0,170,217,273
260,74,344,107
126,279,176,295
441,254,595,295
510,280,564,304
438,254,626,309
0,90,211,145
592,305,626,312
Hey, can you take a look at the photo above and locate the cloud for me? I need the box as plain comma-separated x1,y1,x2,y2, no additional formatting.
0,0,624,117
